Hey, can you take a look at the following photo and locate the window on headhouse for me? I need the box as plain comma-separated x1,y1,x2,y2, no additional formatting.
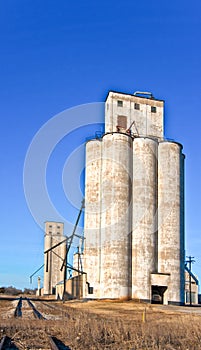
117,115,127,129
49,231,52,234
117,100,123,107
151,106,157,113
134,103,140,110
49,225,52,228
57,226,60,229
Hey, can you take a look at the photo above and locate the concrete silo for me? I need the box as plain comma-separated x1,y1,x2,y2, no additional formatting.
84,90,185,305
132,137,158,301
157,141,185,304
43,231,52,295
100,133,132,298
84,139,102,297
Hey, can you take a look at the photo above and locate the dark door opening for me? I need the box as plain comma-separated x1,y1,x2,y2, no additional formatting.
151,285,167,304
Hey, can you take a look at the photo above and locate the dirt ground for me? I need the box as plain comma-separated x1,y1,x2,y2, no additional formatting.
1,297,201,349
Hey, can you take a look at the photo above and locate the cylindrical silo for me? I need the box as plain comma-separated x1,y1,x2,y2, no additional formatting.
50,234,66,287
180,152,185,303
158,141,185,305
132,137,158,301
100,132,132,299
84,139,102,298
43,233,52,294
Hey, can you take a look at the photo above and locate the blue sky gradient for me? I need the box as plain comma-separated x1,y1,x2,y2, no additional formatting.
0,1,201,289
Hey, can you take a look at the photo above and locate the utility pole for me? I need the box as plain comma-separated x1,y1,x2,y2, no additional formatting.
186,256,195,306
61,199,85,301
77,245,80,300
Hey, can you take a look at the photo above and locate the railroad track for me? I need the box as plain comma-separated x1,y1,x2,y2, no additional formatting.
14,296,22,317
13,297,69,320
25,297,45,319
37,300,70,318
49,336,71,350
0,334,70,349
0,336,9,350
1,299,71,349
14,297,45,320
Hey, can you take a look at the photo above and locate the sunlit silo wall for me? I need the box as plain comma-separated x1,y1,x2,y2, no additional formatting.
132,138,158,300
44,232,52,295
100,133,132,298
158,142,185,304
180,153,185,302
84,139,102,297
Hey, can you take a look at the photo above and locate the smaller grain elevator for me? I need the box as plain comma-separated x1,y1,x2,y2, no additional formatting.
84,90,185,305
43,222,66,295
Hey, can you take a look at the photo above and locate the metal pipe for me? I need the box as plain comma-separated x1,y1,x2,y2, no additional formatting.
133,91,153,98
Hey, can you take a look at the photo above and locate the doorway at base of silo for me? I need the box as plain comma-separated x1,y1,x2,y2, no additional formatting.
151,285,167,304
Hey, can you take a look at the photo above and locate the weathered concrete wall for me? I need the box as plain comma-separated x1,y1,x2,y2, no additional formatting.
84,133,132,299
180,153,185,302
100,133,132,298
158,142,185,304
56,275,85,300
84,140,102,297
132,138,158,300
43,232,52,295
185,270,198,304
105,91,164,139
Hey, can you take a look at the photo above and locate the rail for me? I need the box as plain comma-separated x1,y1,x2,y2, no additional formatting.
26,298,46,320
0,335,70,350
0,336,7,350
14,297,22,317
3,298,71,349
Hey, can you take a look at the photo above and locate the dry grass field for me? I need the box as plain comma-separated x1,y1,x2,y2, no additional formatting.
1,297,201,349
60,300,201,349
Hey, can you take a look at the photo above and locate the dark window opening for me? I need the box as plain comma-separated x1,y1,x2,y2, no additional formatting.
117,100,123,107
86,282,94,294
88,286,94,294
134,103,140,110
151,106,157,113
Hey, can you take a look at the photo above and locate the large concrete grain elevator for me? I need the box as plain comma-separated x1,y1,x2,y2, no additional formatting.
84,90,185,305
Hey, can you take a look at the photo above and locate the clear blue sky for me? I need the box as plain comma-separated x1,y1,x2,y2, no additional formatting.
0,1,201,289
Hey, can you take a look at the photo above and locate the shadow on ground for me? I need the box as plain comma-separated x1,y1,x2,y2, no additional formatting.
52,336,71,350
